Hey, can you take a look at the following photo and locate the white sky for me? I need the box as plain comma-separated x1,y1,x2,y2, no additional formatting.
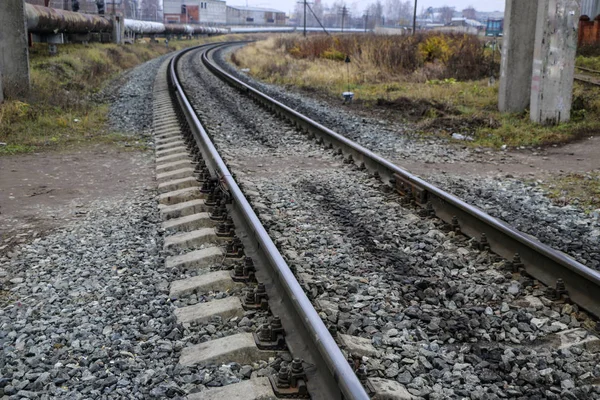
226,0,505,15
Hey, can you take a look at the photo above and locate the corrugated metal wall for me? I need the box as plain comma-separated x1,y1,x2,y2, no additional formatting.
581,0,600,17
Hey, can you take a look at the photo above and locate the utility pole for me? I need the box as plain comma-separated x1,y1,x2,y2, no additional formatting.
304,0,307,37
339,5,348,32
412,0,417,35
364,10,368,32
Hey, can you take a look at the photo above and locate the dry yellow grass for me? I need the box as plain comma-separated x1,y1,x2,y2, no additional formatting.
232,36,600,148
1,35,252,155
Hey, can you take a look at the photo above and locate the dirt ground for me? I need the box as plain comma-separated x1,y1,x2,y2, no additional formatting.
0,144,154,256
401,135,600,179
1,131,597,259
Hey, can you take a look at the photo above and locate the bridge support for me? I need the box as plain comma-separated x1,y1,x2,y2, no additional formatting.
111,14,125,44
498,0,539,113
0,0,30,99
499,0,580,124
530,0,580,124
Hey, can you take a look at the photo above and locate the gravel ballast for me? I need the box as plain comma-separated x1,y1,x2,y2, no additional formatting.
0,56,282,398
177,48,600,399
102,55,171,135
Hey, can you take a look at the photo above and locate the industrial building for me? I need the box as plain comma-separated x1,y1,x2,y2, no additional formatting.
163,0,226,25
226,6,285,25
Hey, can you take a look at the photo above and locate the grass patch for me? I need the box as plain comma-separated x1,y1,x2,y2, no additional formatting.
1,35,250,155
576,55,600,71
232,35,600,148
544,172,600,212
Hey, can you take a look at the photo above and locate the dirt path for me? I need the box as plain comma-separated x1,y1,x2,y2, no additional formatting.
399,135,600,179
0,144,154,255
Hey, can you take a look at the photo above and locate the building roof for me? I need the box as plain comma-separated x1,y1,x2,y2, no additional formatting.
226,5,284,13
450,17,484,27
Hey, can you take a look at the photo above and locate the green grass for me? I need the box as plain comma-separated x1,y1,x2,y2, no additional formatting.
544,172,600,211
576,55,600,71
0,144,35,155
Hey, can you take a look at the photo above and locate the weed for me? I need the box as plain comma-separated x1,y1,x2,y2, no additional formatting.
544,172,600,211
233,36,600,148
1,35,253,155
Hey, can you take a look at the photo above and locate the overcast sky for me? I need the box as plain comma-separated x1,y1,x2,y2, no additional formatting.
226,0,506,15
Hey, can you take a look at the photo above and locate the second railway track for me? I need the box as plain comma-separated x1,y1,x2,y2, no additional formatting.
154,42,600,399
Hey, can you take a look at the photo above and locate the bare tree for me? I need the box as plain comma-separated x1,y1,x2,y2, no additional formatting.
439,6,455,24
385,0,412,25
367,0,384,26
141,0,160,21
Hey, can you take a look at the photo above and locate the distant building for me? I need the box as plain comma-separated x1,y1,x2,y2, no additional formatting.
163,0,226,24
448,17,485,29
226,6,285,25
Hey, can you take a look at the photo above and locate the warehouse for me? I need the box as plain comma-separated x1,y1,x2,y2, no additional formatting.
163,0,226,24
226,6,285,25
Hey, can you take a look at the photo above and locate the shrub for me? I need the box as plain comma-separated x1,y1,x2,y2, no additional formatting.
274,33,491,81
419,36,451,63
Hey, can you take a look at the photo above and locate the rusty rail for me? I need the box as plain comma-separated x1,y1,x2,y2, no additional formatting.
171,43,370,400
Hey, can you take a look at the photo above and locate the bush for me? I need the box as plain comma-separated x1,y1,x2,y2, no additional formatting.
274,33,492,81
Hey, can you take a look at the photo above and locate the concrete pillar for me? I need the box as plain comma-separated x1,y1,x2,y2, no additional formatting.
111,14,125,44
530,0,580,124
498,0,539,113
0,68,4,104
0,0,30,99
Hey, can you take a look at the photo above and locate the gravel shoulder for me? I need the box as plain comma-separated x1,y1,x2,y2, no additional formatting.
1,55,165,260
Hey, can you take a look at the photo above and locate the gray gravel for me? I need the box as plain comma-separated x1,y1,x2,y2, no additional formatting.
101,55,171,135
215,45,600,273
0,188,283,398
427,175,600,271
215,46,510,166
179,48,600,399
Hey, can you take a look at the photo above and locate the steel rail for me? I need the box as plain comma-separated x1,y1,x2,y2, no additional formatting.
575,74,600,87
202,42,600,320
170,44,370,400
575,65,600,75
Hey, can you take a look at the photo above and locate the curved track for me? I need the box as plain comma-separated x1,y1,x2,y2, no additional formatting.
198,42,600,319
159,42,600,399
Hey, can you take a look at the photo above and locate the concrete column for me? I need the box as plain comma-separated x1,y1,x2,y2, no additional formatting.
0,68,4,104
530,0,580,124
0,0,30,99
498,0,539,113
111,14,125,44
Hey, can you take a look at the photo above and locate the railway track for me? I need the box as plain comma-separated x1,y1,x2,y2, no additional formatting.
154,42,600,399
575,65,600,86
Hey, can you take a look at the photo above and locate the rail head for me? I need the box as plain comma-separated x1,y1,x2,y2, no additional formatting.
201,42,600,319
169,44,370,400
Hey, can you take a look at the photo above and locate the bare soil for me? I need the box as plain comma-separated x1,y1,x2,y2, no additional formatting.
400,135,600,180
0,144,154,255
301,87,600,180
